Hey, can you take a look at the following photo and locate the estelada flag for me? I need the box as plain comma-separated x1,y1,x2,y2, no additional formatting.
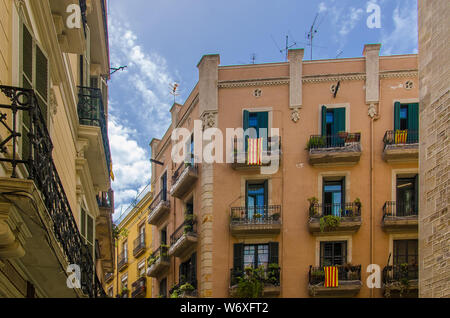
324,266,339,287
247,138,263,165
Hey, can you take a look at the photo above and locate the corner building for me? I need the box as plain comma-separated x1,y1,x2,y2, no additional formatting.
146,45,419,298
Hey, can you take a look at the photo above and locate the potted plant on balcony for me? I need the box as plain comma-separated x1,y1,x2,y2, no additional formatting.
319,215,341,232
338,131,348,139
231,267,265,298
307,197,319,216
354,198,362,214
306,136,325,150
120,286,130,297
179,282,196,297
267,263,280,286
271,212,281,221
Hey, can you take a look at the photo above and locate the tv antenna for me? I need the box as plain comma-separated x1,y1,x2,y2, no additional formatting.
251,53,257,64
271,34,298,61
169,82,180,104
110,65,127,75
306,13,320,60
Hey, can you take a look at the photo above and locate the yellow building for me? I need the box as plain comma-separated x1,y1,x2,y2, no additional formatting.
105,186,153,298
0,0,113,297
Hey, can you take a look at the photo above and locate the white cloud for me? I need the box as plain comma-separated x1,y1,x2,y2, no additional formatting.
319,2,327,13
339,7,365,37
381,0,418,55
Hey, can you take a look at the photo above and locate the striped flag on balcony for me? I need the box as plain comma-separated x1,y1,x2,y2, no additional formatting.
395,130,408,144
324,266,339,287
248,138,263,165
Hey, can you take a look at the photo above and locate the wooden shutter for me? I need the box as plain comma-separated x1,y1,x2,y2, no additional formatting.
257,111,269,150
243,110,250,152
35,44,48,124
408,103,419,135
233,243,244,271
263,180,268,207
414,174,419,214
22,25,33,84
268,242,279,265
394,102,401,131
321,105,327,136
333,108,346,135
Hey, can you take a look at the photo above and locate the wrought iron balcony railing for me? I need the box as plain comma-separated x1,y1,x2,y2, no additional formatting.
131,277,146,298
309,203,361,218
77,86,112,175
170,219,197,246
230,205,281,225
383,201,418,218
230,266,281,287
97,189,114,209
383,130,419,147
148,245,170,266
307,133,361,150
0,85,105,297
309,265,362,285
383,264,418,284
171,161,198,185
118,250,128,270
133,233,146,256
169,279,198,297
149,190,169,211
232,136,281,164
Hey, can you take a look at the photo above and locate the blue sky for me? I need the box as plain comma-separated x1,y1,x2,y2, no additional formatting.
108,0,418,221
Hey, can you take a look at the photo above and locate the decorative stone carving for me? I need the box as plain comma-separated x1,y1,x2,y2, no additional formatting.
201,111,217,130
405,80,414,90
368,103,378,118
253,88,262,97
291,108,300,123
49,88,58,120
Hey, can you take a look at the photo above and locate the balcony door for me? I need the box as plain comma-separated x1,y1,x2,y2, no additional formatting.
393,239,418,280
321,106,345,147
139,224,145,244
161,172,167,201
394,102,419,142
243,110,269,151
323,179,345,216
245,180,268,219
233,242,278,271
179,253,196,286
396,175,418,216
320,241,347,267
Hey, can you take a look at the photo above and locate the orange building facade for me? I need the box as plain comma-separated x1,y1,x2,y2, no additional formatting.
143,44,419,298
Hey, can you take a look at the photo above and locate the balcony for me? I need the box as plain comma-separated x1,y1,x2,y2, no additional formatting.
77,86,112,191
230,206,282,236
308,133,361,167
382,201,418,232
148,190,170,225
168,219,198,258
383,130,418,163
147,246,170,278
133,233,146,258
118,251,128,272
0,86,106,298
308,203,362,235
231,136,281,171
169,280,198,298
170,163,198,199
230,266,281,297
383,264,418,298
96,189,115,272
131,277,147,298
105,272,114,284
308,265,362,297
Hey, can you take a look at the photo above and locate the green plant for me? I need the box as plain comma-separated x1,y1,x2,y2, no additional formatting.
179,283,195,292
183,224,192,234
306,136,325,150
267,263,281,285
184,213,194,222
231,267,265,298
271,213,281,221
354,197,362,208
148,254,160,267
319,215,341,232
307,197,319,216
254,213,262,219
311,270,325,278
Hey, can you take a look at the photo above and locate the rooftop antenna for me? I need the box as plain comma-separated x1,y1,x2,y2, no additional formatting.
307,13,319,60
336,50,344,58
271,34,297,61
110,65,127,75
251,53,257,64
169,82,180,104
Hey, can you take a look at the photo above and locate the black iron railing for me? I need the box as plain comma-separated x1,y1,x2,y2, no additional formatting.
79,0,88,35
170,219,197,246
131,277,146,298
307,133,361,150
105,272,113,283
149,189,169,211
383,130,419,147
148,245,169,266
309,203,361,218
230,205,282,225
383,201,418,219
383,264,418,284
97,189,114,209
309,265,361,285
77,86,112,175
0,85,105,297
118,250,128,270
230,266,281,287
133,233,146,256
171,161,198,185
232,136,281,164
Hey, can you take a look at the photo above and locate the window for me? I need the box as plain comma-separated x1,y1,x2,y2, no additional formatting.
233,242,278,271
393,240,418,266
245,180,268,219
243,110,269,150
108,287,113,297
396,175,418,216
80,208,94,258
323,178,345,216
161,172,167,201
321,106,345,137
79,26,91,87
122,241,128,261
179,253,196,286
159,278,167,298
20,21,49,159
320,241,347,267
394,102,419,136
138,224,145,244
161,227,167,245
121,274,128,297
137,259,146,278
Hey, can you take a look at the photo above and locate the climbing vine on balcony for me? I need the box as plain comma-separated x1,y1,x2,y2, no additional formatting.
319,215,341,232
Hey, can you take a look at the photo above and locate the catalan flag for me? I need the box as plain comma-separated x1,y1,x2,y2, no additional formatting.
395,130,408,144
324,266,339,287
247,138,263,165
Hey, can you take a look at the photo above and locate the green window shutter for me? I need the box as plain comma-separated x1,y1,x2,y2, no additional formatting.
414,175,419,214
87,214,93,245
243,110,249,152
80,209,86,238
321,105,327,136
35,45,48,102
268,242,279,265
408,103,419,134
394,102,401,131
22,25,33,82
263,180,268,207
233,243,244,271
333,108,346,135
257,111,269,150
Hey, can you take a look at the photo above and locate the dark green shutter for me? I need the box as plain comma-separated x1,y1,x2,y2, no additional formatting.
408,103,419,137
22,25,33,82
268,242,279,265
263,180,268,207
257,111,269,150
233,243,244,271
414,175,419,214
321,105,327,136
190,253,197,284
243,110,249,152
394,102,401,130
245,181,249,212
333,108,346,135
35,45,48,102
